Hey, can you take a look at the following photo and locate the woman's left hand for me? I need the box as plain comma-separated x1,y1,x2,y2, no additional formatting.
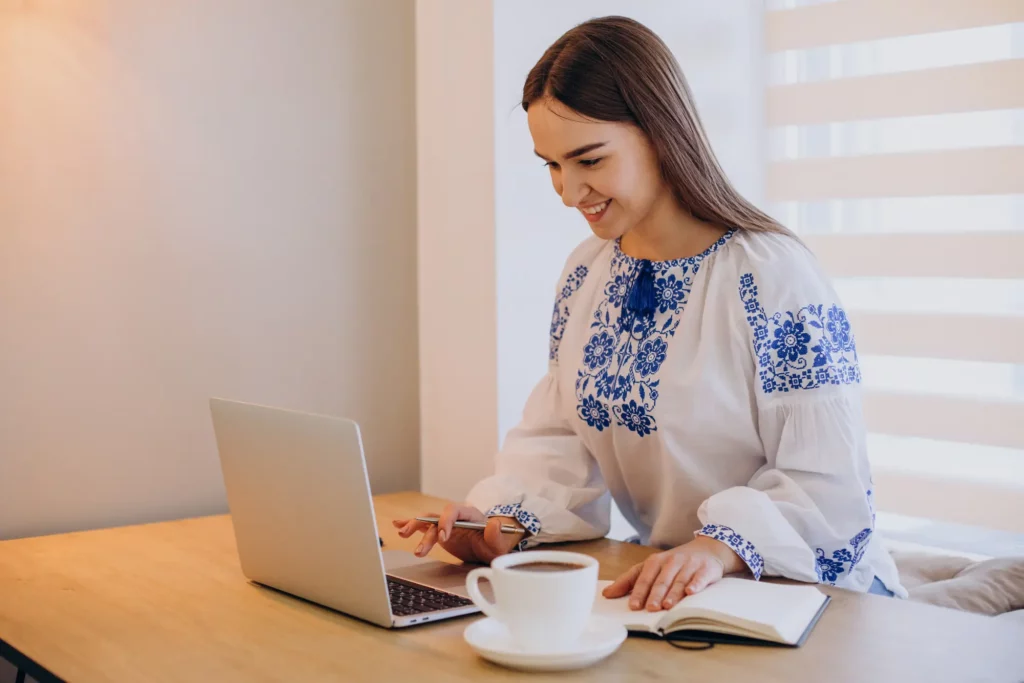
602,536,745,611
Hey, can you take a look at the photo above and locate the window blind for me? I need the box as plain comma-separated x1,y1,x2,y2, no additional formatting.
765,0,1024,532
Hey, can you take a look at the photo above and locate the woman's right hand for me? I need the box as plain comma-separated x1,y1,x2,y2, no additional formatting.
392,503,524,564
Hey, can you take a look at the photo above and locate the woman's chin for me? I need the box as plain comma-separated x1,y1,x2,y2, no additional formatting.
587,218,628,242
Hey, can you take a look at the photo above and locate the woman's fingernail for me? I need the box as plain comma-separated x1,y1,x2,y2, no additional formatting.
415,544,424,555
663,599,674,607
630,600,640,609
439,530,447,542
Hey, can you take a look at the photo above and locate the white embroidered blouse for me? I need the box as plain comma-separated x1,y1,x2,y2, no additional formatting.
466,229,905,597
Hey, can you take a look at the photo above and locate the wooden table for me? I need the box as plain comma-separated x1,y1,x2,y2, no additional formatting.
1,492,1022,682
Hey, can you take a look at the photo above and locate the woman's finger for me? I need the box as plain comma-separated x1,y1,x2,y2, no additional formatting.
685,561,722,596
602,563,643,599
416,525,439,557
662,575,689,609
645,557,685,611
437,504,468,544
629,556,665,611
672,557,700,595
399,512,439,538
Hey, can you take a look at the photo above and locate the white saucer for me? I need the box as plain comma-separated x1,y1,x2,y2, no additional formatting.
463,616,628,672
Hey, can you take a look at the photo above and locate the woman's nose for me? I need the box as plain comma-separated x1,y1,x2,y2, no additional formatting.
560,177,588,208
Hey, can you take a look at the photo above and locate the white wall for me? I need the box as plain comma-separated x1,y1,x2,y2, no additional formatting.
0,0,419,540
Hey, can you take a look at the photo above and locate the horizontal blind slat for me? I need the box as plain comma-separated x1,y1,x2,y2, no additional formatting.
766,0,1024,51
864,391,1024,449
805,233,1024,279
768,59,1024,125
872,469,1024,534
851,312,1024,364
768,147,1024,200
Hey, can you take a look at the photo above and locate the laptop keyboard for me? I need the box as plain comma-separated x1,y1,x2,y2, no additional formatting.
387,576,475,617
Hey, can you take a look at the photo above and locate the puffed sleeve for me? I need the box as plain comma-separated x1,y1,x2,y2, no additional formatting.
695,237,877,589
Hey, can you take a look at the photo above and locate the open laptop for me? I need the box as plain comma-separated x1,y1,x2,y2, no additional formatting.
209,397,481,628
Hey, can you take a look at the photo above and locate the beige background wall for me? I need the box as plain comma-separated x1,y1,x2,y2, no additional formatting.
415,0,499,502
0,0,420,541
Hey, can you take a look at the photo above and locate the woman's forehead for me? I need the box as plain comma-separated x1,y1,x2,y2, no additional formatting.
527,99,627,157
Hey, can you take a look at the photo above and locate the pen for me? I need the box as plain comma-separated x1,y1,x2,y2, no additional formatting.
415,516,525,535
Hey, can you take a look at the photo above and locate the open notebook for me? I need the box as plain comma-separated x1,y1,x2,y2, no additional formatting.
593,578,830,647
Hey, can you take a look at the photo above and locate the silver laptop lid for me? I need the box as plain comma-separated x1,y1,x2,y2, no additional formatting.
210,398,393,627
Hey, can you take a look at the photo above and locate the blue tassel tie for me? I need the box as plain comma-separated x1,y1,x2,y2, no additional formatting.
625,259,656,318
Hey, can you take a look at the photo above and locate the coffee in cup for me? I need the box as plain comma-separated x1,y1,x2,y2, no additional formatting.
510,561,588,573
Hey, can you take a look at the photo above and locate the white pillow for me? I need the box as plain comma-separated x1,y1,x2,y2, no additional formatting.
904,555,1024,616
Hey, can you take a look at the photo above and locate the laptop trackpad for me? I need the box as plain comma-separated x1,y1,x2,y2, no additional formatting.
382,550,477,598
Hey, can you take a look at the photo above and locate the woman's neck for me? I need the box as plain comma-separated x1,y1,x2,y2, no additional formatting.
618,191,726,262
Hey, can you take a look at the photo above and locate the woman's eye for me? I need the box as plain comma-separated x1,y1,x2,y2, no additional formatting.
544,161,560,170
579,158,603,167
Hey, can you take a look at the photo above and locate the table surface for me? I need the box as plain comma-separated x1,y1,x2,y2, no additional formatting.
1,491,1022,683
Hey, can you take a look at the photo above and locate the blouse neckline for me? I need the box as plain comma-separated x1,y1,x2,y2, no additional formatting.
613,228,736,269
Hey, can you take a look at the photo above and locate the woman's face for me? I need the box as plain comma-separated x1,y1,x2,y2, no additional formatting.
527,97,666,241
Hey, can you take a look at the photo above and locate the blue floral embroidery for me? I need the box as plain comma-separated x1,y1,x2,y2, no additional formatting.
575,231,734,436
815,528,872,585
487,503,541,552
655,273,687,313
604,274,631,308
739,273,861,394
583,330,615,371
772,319,811,363
549,265,589,363
697,524,764,580
577,395,611,431
616,400,654,437
826,306,853,347
635,338,668,378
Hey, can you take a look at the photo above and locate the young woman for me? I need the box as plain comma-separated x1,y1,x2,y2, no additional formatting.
395,16,904,610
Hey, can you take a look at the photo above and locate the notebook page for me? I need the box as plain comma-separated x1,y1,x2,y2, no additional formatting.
667,578,826,643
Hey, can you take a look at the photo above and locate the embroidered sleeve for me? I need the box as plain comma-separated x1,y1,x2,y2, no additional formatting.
814,527,873,585
707,268,883,591
739,273,860,395
809,486,876,584
696,523,765,580
487,503,542,552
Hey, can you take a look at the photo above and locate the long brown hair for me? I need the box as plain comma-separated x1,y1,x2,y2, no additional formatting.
523,16,790,236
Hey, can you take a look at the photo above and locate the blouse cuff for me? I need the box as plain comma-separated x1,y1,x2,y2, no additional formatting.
696,523,765,580
487,503,541,552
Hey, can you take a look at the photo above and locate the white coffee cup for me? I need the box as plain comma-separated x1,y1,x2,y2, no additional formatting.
465,550,599,653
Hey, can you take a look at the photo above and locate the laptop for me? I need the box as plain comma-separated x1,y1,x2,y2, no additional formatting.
209,397,481,628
